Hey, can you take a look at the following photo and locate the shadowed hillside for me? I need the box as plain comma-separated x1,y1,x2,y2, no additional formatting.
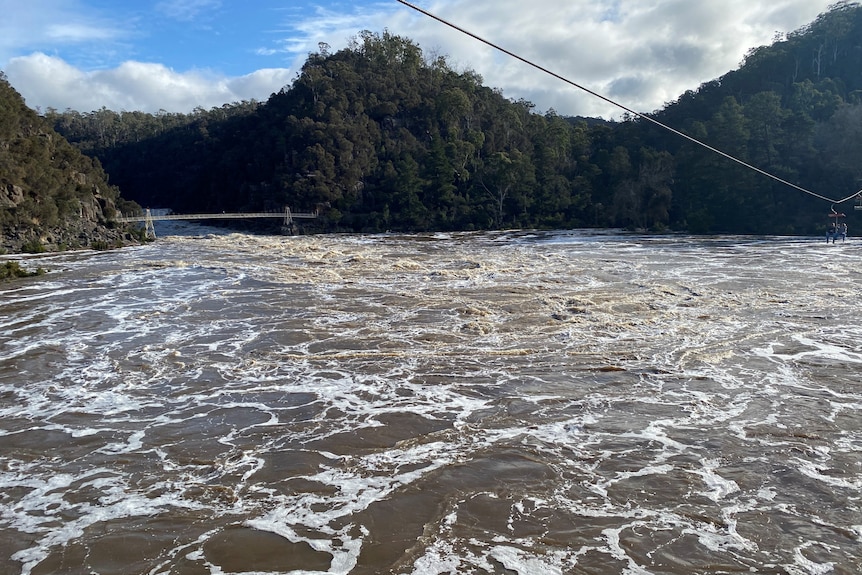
46,3,862,235
0,72,142,254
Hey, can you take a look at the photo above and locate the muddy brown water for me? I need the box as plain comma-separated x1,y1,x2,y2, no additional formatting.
1,228,861,574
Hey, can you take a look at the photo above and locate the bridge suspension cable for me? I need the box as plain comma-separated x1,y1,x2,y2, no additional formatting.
117,207,318,239
395,0,860,206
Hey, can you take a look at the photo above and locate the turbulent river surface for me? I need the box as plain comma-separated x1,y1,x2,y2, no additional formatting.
1,226,862,575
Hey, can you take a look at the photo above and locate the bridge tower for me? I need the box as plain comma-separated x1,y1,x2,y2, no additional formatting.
282,206,297,235
143,208,156,239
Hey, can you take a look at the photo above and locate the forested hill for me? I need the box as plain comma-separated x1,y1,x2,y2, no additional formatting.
0,73,141,253
49,3,862,235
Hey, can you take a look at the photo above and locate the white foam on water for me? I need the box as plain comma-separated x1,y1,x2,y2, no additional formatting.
793,458,862,490
692,458,740,501
2,231,862,574
487,545,566,575
768,335,862,365
601,526,656,575
4,464,208,574
785,542,836,575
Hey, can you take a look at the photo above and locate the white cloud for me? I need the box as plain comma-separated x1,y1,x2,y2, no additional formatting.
227,68,296,99
155,0,222,22
5,53,293,113
381,0,834,118
1,0,837,118
44,22,118,43
243,0,833,118
0,0,124,63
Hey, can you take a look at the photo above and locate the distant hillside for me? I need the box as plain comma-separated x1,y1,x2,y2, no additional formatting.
0,72,141,254
638,1,862,232
49,3,862,235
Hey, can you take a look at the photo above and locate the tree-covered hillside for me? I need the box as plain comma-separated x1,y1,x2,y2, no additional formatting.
0,72,141,253
48,3,862,236
641,1,862,233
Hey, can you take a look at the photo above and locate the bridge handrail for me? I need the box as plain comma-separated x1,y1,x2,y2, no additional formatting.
116,210,318,223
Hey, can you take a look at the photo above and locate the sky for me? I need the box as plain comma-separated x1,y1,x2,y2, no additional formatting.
0,0,838,120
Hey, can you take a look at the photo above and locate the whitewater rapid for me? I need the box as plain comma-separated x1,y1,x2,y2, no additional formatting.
1,227,861,574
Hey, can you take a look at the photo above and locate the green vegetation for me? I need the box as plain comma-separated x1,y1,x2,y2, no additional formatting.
0,71,141,253
21,3,862,236
20,238,46,253
0,260,45,280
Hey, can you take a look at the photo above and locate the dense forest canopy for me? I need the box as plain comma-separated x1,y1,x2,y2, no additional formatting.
37,2,862,236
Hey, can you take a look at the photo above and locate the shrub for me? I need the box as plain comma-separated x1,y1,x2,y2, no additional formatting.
0,260,45,280
21,239,46,253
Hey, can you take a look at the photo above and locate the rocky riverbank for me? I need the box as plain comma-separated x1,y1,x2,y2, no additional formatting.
1,183,145,254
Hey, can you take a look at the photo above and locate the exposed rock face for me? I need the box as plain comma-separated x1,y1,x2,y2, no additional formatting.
0,184,24,209
0,73,142,254
1,185,140,253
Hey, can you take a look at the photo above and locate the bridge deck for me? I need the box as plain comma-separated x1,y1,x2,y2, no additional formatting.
117,211,318,223
117,207,317,239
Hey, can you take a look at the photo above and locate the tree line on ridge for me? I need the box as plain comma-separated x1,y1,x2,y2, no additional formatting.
34,2,862,237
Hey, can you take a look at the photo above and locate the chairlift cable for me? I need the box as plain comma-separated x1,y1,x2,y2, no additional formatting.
395,0,858,206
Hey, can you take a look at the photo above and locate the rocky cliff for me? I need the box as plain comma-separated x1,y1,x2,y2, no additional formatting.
0,72,141,254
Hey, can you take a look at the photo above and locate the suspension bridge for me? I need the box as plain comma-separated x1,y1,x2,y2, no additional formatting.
116,207,318,239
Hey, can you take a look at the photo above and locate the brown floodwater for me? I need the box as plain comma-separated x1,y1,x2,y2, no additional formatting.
1,227,861,574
